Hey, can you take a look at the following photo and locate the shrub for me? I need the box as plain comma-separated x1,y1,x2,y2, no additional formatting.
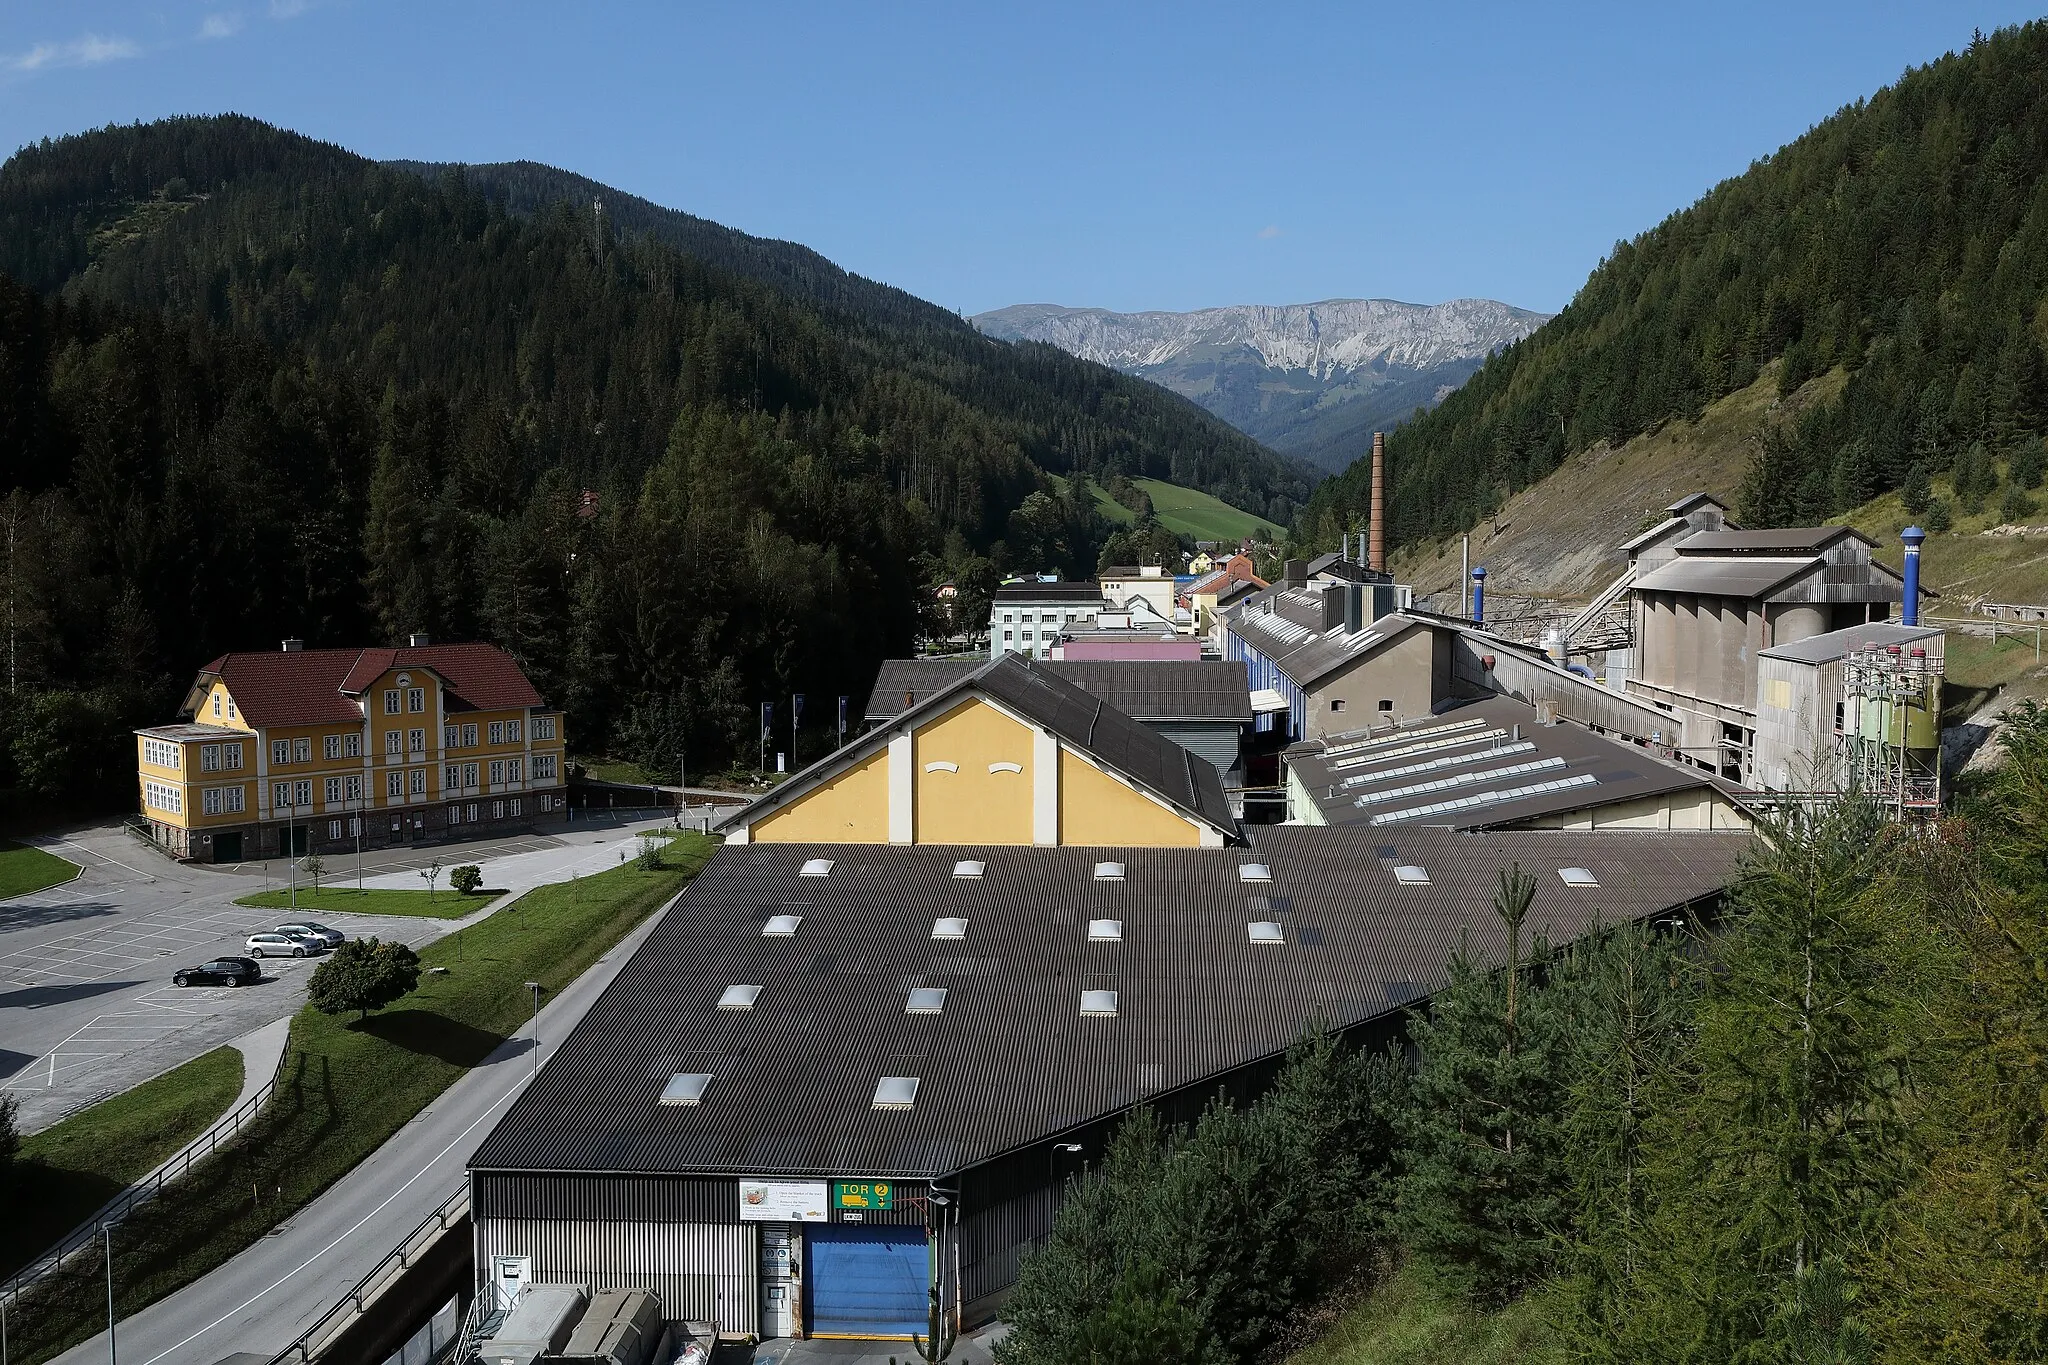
307,938,421,1022
449,864,483,895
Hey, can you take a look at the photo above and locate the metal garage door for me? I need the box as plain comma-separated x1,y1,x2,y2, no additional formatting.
807,1225,929,1338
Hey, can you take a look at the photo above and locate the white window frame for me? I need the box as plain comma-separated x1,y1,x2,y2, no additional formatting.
324,735,342,760
293,737,311,763
272,739,291,766
506,719,522,743
409,768,426,796
488,721,504,744
344,775,362,801
342,734,361,758
222,742,242,770
324,777,342,804
461,723,478,746
408,727,425,755
489,760,505,786
383,689,401,715
407,688,426,713
200,744,221,772
385,731,402,757
386,771,403,798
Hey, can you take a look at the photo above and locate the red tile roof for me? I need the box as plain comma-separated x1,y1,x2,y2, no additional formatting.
190,643,547,727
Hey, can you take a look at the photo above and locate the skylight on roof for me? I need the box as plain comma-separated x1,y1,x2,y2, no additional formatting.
932,916,968,940
1351,756,1567,809
1080,989,1120,1017
1088,919,1123,942
1559,867,1599,888
763,914,802,937
906,987,948,1014
1238,864,1272,883
660,1073,712,1106
799,858,834,878
873,1076,920,1110
1393,865,1431,885
1370,771,1599,826
1247,921,1285,944
717,984,762,1010
1094,861,1125,881
953,860,985,879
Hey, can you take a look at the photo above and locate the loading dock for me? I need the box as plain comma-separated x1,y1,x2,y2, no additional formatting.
805,1225,929,1339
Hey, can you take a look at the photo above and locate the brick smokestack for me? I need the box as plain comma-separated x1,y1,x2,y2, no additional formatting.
1368,431,1387,572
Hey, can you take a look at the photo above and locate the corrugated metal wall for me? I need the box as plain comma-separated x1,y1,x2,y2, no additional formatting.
1149,721,1241,774
475,1172,737,1223
476,1217,759,1339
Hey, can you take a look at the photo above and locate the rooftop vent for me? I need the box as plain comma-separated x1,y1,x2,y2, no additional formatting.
799,858,834,878
906,987,948,1014
932,917,968,940
1393,865,1431,885
1558,867,1599,888
1080,988,1120,1017
408,631,431,647
1093,861,1125,881
717,984,762,1011
763,914,802,937
1088,919,1124,942
281,638,304,653
660,1073,712,1106
952,860,985,879
873,1076,920,1110
1247,921,1285,944
1238,863,1272,882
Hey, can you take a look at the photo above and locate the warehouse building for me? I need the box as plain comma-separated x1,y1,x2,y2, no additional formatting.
466,826,1746,1342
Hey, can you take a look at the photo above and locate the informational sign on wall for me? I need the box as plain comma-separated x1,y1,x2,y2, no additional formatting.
738,1179,829,1222
833,1180,894,1210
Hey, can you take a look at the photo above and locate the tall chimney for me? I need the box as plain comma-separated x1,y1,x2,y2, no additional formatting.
1900,526,1925,626
1368,432,1386,572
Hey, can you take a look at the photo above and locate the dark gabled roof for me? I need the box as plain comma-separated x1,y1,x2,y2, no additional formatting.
1630,555,1823,599
865,659,1253,724
995,582,1106,603
1286,695,1740,830
1619,517,1689,554
732,655,1236,838
1226,592,1433,691
1675,526,1870,554
467,827,1749,1179
1668,492,1730,515
185,643,545,726
1304,553,1390,585
1758,621,1943,665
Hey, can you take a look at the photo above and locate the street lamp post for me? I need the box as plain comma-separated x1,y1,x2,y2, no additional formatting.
1047,1142,1083,1231
284,790,298,911
524,981,545,1079
102,1219,122,1365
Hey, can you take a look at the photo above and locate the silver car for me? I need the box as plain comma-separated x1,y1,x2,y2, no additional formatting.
274,921,346,948
245,931,313,958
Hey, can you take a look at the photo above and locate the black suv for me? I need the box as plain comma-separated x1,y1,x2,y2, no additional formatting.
172,957,261,987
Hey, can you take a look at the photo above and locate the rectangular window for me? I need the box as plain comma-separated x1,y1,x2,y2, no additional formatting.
444,764,460,790
532,755,556,779
489,760,505,785
342,734,360,758
385,731,402,757
273,782,293,809
533,717,556,740
142,738,181,769
328,819,341,839
447,805,461,825
407,688,425,713
409,768,425,796
507,758,522,783
386,771,403,798
443,725,457,749
227,697,237,720
222,743,242,770
143,780,182,813
203,788,223,816
273,739,291,766
467,803,478,821
506,719,522,743
324,735,341,760
383,689,401,714
408,727,425,754
294,780,313,809
344,775,362,801
224,786,244,813
492,800,505,819
488,721,505,744
200,745,221,772
348,816,360,837
509,798,521,817
293,738,311,763
462,762,478,789
212,694,222,718
324,777,342,804
461,723,477,746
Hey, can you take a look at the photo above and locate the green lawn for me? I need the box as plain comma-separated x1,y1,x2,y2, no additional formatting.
1287,1263,1556,1365
1,1047,243,1282
234,887,498,918
1133,477,1283,542
0,841,80,899
7,834,716,1365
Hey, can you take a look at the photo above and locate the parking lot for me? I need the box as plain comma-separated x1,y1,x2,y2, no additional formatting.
0,816,679,1132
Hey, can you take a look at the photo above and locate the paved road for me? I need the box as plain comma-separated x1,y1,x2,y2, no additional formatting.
0,818,674,1133
48,886,684,1365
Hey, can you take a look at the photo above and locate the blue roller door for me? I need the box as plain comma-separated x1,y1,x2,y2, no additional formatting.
807,1225,929,1338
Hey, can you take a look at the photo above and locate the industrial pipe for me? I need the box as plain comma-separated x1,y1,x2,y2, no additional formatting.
1901,525,1924,626
1471,566,1486,624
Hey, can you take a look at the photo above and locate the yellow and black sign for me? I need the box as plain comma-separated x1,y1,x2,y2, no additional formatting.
832,1180,894,1210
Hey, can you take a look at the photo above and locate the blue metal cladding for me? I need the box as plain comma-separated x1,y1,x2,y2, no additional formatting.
806,1225,930,1339
1225,629,1303,741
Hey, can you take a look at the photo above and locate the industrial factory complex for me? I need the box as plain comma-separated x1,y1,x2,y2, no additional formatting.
461,448,1948,1346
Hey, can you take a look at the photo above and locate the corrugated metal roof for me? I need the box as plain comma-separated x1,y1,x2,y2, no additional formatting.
1287,695,1731,829
1630,556,1821,599
1676,527,1869,553
468,827,1749,1180
1226,600,1432,690
1758,621,1943,664
866,660,1252,724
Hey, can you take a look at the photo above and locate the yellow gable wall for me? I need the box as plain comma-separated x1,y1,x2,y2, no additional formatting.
200,681,254,731
913,698,1034,844
752,747,890,843
1059,748,1201,847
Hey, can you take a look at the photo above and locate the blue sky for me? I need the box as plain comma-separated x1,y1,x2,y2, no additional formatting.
1,2,2041,316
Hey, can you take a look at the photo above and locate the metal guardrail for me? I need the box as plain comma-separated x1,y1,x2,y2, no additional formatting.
1,1041,291,1301
267,1184,471,1365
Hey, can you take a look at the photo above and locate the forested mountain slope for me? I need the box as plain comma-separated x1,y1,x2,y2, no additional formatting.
1304,21,2048,552
0,115,1308,803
